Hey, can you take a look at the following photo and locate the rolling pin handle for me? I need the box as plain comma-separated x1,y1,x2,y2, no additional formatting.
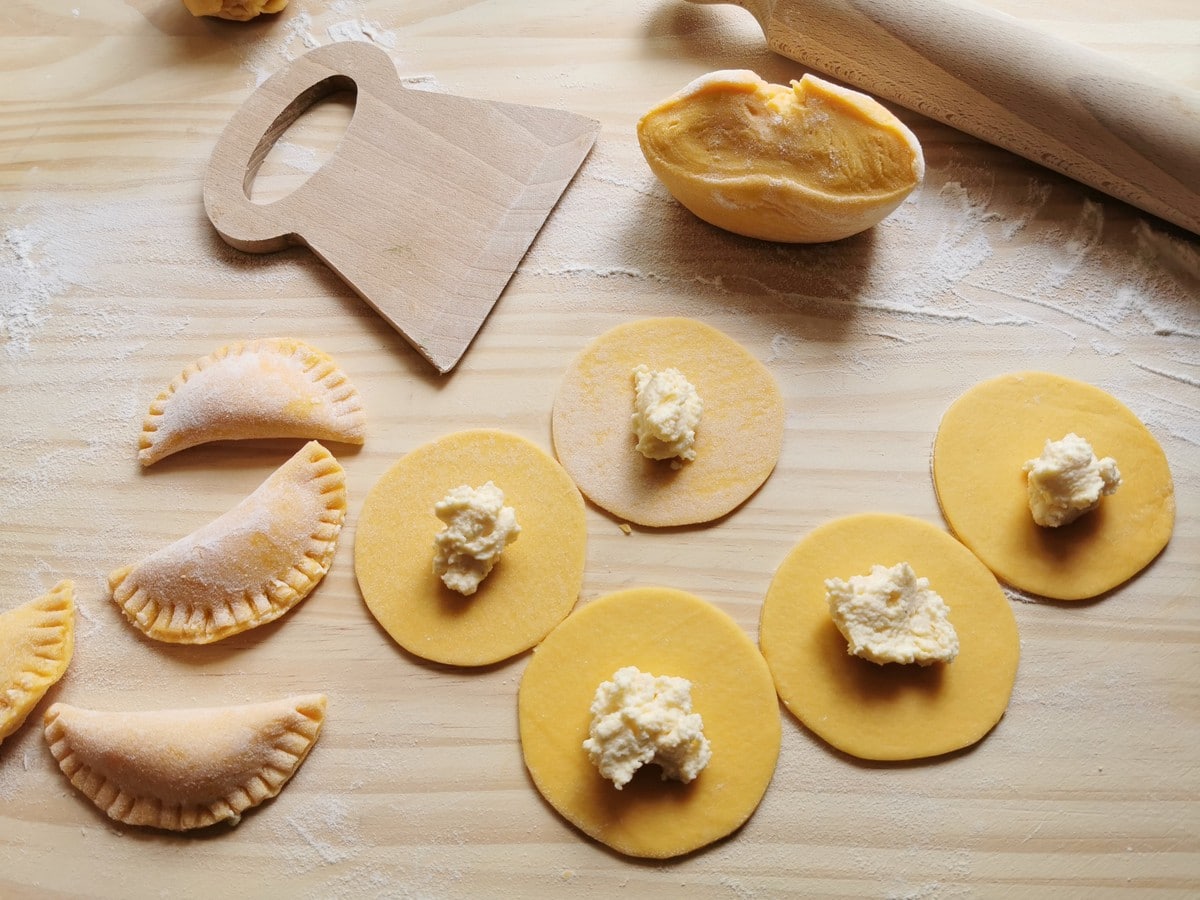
685,0,1200,235
202,42,396,254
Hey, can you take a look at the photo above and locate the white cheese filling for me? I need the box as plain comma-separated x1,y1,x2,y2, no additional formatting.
432,482,520,595
825,562,959,666
582,666,712,789
630,365,702,465
1022,432,1121,527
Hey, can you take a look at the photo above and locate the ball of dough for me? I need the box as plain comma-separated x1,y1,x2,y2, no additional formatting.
637,69,924,243
183,0,288,22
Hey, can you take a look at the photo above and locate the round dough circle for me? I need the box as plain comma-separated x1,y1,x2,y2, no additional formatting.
354,430,586,666
932,372,1175,600
519,587,781,858
551,317,784,527
760,514,1019,761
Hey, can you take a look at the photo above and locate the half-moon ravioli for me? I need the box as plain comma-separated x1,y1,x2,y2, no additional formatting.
44,694,326,831
138,337,366,466
0,581,74,746
110,441,346,644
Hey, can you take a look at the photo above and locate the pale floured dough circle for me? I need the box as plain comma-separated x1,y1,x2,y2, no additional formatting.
355,430,586,666
760,514,1019,761
932,371,1175,600
552,317,784,527
519,587,781,859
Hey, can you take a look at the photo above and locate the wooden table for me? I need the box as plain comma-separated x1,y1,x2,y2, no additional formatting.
2,1,1197,896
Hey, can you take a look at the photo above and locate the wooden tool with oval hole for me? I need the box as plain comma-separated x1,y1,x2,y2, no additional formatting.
203,41,600,373
688,0,1200,235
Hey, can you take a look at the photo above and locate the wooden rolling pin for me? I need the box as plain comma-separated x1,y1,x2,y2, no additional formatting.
688,0,1200,235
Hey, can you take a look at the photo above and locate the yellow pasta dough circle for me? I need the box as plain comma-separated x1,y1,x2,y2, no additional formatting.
518,587,781,859
552,318,784,527
760,514,1019,761
355,430,587,666
932,372,1175,600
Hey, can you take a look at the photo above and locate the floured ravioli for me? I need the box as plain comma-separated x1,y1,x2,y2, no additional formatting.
44,694,326,831
0,581,75,746
110,441,346,644
138,338,365,466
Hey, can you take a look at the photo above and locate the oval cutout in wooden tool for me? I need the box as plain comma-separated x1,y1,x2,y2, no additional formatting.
688,0,1200,236
204,42,600,373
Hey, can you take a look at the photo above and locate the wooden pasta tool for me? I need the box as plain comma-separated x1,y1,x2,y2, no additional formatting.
688,0,1200,236
204,41,599,373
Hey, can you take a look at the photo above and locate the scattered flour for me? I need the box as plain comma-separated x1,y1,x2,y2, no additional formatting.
242,2,399,86
1,227,59,357
277,795,362,874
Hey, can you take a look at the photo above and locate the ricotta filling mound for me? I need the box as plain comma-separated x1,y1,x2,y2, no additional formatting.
1022,433,1121,527
630,365,702,465
825,562,959,666
432,482,520,595
582,666,712,790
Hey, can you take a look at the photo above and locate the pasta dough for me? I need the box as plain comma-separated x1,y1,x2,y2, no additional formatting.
44,694,325,831
355,430,586,666
139,338,365,466
110,441,346,643
760,514,1019,761
182,0,288,21
638,70,924,242
519,587,781,858
552,317,784,527
0,581,74,746
932,372,1175,600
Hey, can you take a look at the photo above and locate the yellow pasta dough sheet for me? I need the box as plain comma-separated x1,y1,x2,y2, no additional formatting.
760,514,1019,761
932,372,1175,600
519,587,781,859
552,317,784,527
355,430,587,667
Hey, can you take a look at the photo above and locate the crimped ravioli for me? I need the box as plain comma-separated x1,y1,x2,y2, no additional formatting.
44,694,326,831
138,338,365,466
0,581,75,746
110,441,346,644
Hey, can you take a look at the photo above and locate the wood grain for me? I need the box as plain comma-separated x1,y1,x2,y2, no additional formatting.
0,1,1197,897
205,40,599,373
691,0,1200,235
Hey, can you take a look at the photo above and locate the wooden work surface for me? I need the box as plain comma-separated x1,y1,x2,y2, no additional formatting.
1,1,1197,896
